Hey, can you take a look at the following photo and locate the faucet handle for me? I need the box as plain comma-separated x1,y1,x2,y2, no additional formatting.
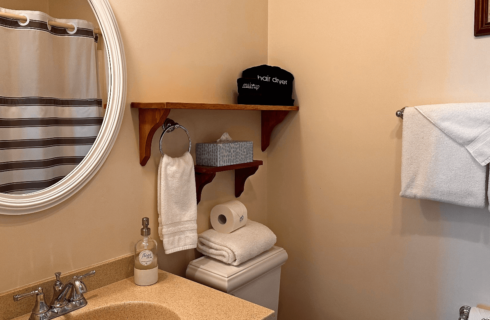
76,270,96,281
13,287,50,317
13,287,44,301
54,272,63,288
69,270,95,302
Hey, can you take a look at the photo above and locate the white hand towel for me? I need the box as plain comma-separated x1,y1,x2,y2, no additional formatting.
158,152,198,254
197,220,276,266
400,105,490,208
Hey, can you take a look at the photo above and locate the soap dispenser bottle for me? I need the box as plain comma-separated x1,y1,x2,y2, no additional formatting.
134,217,158,286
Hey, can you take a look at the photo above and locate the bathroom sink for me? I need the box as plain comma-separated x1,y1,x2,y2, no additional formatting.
69,302,181,320
13,270,273,320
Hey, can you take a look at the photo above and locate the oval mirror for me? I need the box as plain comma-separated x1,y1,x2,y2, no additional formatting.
0,0,126,214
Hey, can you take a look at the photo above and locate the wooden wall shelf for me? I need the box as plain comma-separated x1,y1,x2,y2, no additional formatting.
131,102,298,166
194,160,263,203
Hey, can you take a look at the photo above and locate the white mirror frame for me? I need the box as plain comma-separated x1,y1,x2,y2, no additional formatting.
0,0,126,215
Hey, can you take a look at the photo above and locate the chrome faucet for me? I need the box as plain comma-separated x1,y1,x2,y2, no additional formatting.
13,270,95,320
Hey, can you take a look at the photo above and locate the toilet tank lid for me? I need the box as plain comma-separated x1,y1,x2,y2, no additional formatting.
188,246,288,279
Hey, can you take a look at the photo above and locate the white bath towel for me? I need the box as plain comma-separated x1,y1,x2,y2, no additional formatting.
197,220,277,266
400,104,490,208
158,152,198,254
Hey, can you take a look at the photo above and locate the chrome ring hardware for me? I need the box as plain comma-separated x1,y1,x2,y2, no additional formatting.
159,118,192,156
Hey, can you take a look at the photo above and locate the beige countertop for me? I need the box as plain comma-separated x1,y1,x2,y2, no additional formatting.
14,270,274,320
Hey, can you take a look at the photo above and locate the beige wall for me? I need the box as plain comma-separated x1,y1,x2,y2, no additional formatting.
0,0,268,293
48,0,98,27
4,1,487,318
268,0,490,319
0,0,48,12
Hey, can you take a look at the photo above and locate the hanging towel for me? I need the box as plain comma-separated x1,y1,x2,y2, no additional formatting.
0,8,102,194
400,104,490,208
197,220,277,266
158,152,198,254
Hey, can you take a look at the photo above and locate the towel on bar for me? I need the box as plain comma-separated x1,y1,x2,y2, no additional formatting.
158,152,198,254
197,220,277,266
400,104,490,208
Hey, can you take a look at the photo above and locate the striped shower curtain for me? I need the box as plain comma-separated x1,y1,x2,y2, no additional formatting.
0,8,102,194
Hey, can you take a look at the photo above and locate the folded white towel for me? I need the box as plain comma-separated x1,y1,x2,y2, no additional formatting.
401,104,490,208
197,220,277,266
158,152,198,254
416,103,490,165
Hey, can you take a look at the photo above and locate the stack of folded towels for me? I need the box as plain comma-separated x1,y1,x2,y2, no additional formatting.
196,200,277,266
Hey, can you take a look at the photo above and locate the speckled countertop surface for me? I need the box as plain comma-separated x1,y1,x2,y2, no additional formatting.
14,270,274,320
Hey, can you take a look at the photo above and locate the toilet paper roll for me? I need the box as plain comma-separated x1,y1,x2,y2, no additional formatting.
469,307,490,320
210,200,248,234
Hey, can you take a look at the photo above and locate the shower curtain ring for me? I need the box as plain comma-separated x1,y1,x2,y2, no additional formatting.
17,14,29,26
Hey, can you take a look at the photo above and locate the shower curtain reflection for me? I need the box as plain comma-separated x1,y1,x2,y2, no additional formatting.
0,7,103,194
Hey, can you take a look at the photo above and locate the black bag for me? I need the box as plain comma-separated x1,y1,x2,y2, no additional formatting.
237,65,294,106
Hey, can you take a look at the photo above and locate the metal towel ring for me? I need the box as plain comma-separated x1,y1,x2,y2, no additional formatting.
159,119,192,156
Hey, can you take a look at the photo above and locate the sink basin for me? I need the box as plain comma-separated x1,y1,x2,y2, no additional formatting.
12,270,273,320
69,302,181,320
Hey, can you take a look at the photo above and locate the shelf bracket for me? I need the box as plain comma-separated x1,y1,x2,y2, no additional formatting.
261,110,290,152
194,160,263,204
195,172,216,204
235,165,260,197
137,108,171,166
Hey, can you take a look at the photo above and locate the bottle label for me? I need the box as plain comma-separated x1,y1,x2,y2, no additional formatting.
139,250,154,266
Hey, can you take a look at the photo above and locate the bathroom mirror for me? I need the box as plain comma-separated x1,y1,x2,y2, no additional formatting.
0,0,126,214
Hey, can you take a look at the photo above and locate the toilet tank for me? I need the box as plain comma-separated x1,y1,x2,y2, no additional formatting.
186,246,288,320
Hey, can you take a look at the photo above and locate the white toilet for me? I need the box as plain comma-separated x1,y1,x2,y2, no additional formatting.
186,246,288,320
